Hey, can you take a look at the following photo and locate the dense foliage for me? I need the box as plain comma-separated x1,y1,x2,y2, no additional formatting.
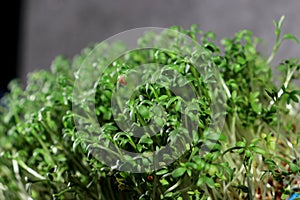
1,16,300,199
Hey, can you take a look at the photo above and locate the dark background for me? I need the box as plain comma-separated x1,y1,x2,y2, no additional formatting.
2,0,300,97
1,1,22,96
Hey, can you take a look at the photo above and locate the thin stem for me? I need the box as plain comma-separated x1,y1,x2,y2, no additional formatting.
14,158,45,180
267,39,281,65
152,175,157,199
262,172,270,200
231,110,237,144
246,175,253,200
219,74,231,98
130,176,143,196
31,130,55,164
224,164,244,192
275,105,280,152
164,179,183,194
244,163,253,200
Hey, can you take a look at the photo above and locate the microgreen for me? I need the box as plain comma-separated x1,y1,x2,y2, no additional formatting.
0,16,299,199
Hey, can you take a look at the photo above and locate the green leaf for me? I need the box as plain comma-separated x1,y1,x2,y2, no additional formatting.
139,135,153,145
290,94,299,103
185,162,198,170
196,176,204,187
237,56,246,65
245,149,252,158
138,105,150,119
164,192,173,198
208,165,218,176
204,42,220,53
291,90,300,95
250,138,261,146
156,169,169,175
232,90,237,100
172,167,186,178
264,159,277,170
251,102,262,113
289,163,300,173
283,33,300,43
158,95,169,101
136,144,143,152
154,116,165,127
219,134,227,141
187,169,192,176
281,193,290,200
251,146,265,155
204,176,215,188
160,179,169,186
236,141,246,148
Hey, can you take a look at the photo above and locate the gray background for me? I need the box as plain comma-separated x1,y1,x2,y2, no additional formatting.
20,0,300,82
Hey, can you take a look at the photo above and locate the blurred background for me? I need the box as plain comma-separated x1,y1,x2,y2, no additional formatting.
2,0,300,97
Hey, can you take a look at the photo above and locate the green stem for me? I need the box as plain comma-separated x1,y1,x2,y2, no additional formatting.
246,175,253,200
152,175,158,199
275,105,280,152
130,176,143,196
31,130,55,164
40,121,90,175
231,111,237,144
14,158,45,180
243,163,253,200
267,39,281,65
164,179,183,194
